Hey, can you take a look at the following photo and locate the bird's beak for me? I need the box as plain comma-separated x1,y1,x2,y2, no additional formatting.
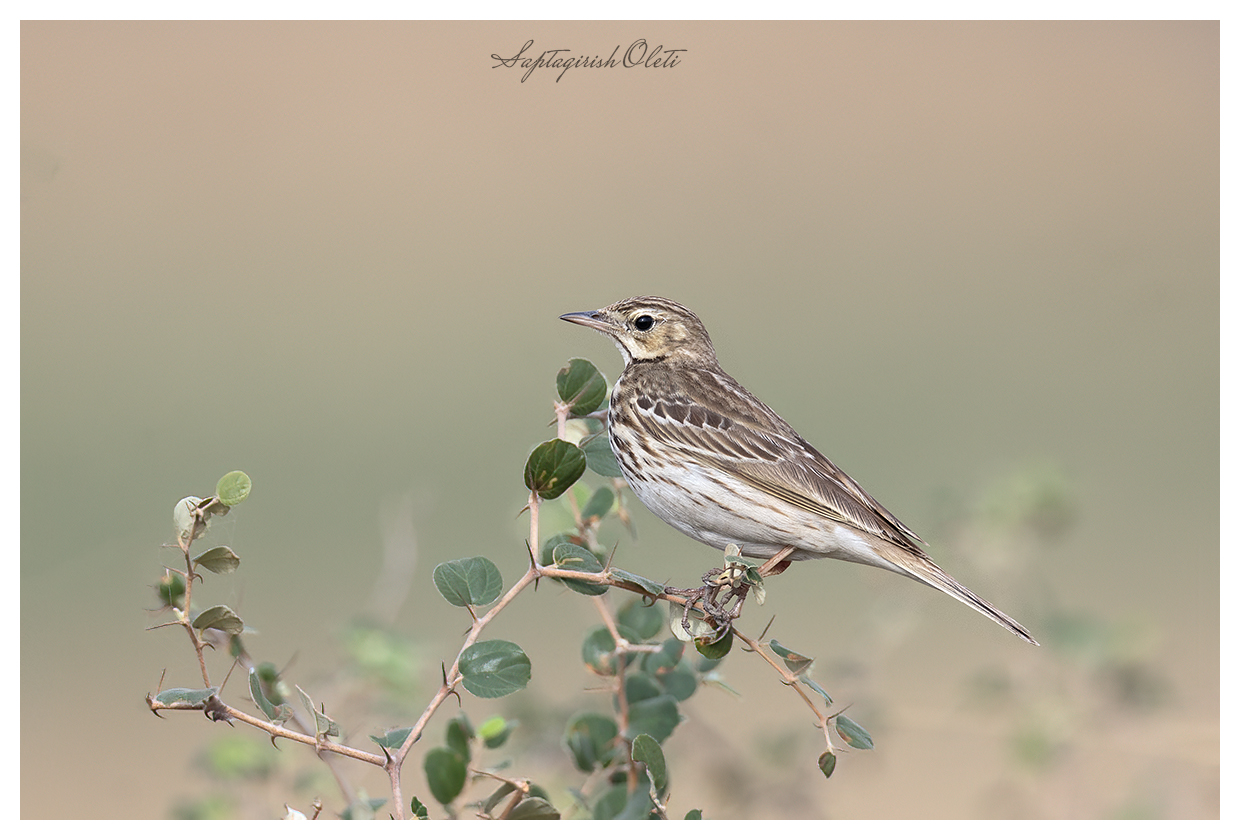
560,310,611,332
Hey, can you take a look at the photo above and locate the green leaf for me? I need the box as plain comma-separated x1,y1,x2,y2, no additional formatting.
592,783,628,820
593,784,655,820
459,640,532,698
410,796,429,819
294,686,341,738
623,673,663,706
615,788,656,820
802,677,833,705
557,358,608,416
369,727,413,751
192,605,245,635
446,716,472,762
550,542,608,596
248,669,291,722
539,533,576,566
582,625,637,676
818,750,837,778
524,439,587,500
625,694,681,743
631,733,668,794
694,627,733,660
154,686,218,706
563,712,619,772
580,486,615,522
432,556,503,608
769,639,814,676
423,746,467,804
478,716,515,748
657,658,699,703
617,598,664,641
193,546,240,575
642,638,684,675
508,797,560,820
173,495,206,543
580,432,624,478
609,567,664,596
835,714,874,750
215,470,252,506
685,809,703,819
157,572,186,609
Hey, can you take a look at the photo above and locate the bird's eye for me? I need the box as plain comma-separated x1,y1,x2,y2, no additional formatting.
634,315,655,331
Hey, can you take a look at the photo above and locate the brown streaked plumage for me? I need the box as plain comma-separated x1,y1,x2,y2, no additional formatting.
561,295,1038,645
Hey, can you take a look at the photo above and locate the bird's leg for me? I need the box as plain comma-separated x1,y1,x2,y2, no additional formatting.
667,546,795,640
756,545,796,578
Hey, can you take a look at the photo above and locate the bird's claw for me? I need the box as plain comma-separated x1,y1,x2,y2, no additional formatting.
666,563,756,643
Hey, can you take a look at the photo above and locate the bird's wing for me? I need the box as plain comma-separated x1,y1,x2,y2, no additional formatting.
627,368,927,554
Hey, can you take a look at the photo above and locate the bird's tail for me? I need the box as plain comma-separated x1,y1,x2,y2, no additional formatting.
875,544,1040,646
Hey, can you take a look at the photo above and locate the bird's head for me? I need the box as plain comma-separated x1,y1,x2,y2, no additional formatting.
560,296,716,365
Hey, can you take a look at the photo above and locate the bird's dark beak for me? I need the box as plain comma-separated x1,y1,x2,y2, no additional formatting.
560,310,608,331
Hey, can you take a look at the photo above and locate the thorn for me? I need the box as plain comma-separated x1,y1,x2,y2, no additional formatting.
758,615,777,641
602,542,619,572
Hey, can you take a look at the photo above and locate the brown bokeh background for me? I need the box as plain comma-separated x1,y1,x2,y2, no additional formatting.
21,21,1218,818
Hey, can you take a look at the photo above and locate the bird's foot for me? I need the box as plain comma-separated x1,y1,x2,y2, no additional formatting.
666,550,774,642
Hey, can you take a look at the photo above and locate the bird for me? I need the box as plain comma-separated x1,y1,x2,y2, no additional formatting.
560,296,1038,645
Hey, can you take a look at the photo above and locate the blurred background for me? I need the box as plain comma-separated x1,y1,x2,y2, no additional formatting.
21,21,1218,818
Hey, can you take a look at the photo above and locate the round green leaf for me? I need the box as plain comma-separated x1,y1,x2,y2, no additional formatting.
581,625,639,676
659,659,699,702
215,470,251,506
580,432,624,478
818,750,837,778
581,486,615,523
591,783,628,821
642,638,685,675
478,716,515,749
539,533,575,565
173,496,205,542
556,358,607,416
193,546,240,575
617,598,663,641
157,572,186,609
623,673,663,706
563,712,619,772
694,627,734,660
550,542,608,596
433,556,503,607
507,797,560,820
624,694,681,743
423,746,467,804
524,440,586,500
446,716,472,762
631,733,668,794
459,640,531,698
192,605,244,635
